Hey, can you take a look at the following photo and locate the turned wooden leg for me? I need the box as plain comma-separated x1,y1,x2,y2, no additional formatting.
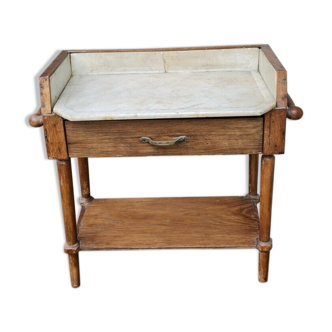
57,159,80,288
258,155,274,282
248,154,259,198
78,158,93,205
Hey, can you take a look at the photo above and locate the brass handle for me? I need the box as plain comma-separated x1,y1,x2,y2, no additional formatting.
140,136,187,146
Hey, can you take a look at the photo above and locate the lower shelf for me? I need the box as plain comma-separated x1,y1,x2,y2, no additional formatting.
77,196,259,250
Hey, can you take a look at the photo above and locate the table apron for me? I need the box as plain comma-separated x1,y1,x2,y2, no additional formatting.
65,117,263,158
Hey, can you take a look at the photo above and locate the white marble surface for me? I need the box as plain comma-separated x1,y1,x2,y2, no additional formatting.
163,48,259,72
53,70,276,121
71,49,260,76
71,52,165,75
259,49,277,99
50,54,72,107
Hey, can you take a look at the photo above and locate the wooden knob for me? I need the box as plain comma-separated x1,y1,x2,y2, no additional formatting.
29,111,43,127
287,94,303,120
287,106,303,120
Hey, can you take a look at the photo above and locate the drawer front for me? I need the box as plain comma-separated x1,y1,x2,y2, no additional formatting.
65,118,263,157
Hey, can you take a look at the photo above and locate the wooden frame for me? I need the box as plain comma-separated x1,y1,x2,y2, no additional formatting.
30,45,303,287
40,51,69,114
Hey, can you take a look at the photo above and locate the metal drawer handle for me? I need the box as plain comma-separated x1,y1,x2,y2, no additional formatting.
140,136,187,146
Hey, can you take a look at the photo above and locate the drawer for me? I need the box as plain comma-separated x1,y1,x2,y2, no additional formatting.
65,117,263,158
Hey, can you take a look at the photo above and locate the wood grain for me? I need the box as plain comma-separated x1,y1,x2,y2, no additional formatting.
260,156,275,242
43,115,68,160
263,108,287,155
259,252,270,283
249,154,259,197
258,156,275,284
65,118,263,158
57,160,77,246
57,160,81,289
78,197,259,250
78,158,91,199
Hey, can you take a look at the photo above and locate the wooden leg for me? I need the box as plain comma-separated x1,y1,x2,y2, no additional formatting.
68,254,80,287
258,155,275,282
57,159,80,288
257,251,271,284
78,158,93,204
248,154,259,197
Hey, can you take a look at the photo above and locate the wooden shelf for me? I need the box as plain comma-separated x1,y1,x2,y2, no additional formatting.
77,196,259,250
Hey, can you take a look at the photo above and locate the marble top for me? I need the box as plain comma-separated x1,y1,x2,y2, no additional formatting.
53,70,276,121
